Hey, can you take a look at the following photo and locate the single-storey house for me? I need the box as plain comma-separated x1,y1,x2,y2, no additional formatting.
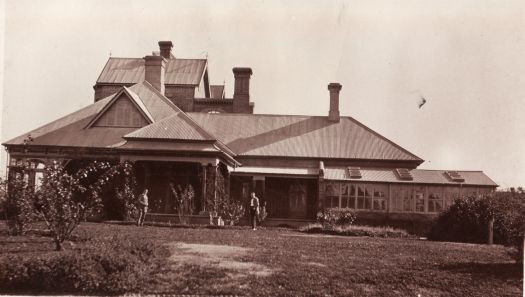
3,41,497,225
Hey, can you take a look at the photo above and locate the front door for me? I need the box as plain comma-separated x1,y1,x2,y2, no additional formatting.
289,182,307,218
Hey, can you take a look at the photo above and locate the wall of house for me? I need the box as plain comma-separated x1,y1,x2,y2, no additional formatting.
93,94,149,127
94,84,131,101
322,180,495,216
193,103,233,113
165,85,195,111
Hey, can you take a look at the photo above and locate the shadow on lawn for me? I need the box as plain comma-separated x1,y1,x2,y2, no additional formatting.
439,262,522,281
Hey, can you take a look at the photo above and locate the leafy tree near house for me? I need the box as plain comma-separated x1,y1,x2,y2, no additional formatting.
0,165,35,235
170,183,196,225
204,166,228,224
34,160,137,251
429,189,525,263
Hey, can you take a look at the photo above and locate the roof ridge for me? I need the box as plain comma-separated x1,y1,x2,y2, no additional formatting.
136,81,182,113
122,86,155,123
106,57,207,61
414,169,484,173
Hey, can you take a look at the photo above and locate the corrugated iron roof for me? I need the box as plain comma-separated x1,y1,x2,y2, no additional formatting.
3,81,182,148
124,113,214,141
96,58,206,86
210,85,225,98
127,82,179,121
324,167,498,186
6,115,137,148
3,95,113,146
187,113,423,162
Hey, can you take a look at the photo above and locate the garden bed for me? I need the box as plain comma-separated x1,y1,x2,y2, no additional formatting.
299,223,414,238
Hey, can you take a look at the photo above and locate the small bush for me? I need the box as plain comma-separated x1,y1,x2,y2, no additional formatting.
0,233,168,295
300,223,411,238
316,208,357,229
219,198,245,226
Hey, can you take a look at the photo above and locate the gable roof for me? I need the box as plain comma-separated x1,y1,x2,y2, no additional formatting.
86,87,154,128
324,167,498,187
96,58,207,86
186,113,423,162
124,113,215,141
3,81,181,148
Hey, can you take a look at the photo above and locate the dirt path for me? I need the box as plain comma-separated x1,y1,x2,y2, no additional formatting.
167,242,275,278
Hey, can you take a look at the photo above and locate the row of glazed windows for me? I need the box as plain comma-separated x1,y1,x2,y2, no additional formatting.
323,182,493,213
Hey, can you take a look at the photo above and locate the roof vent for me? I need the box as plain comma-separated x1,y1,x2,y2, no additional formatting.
395,168,413,181
347,167,362,179
445,171,465,182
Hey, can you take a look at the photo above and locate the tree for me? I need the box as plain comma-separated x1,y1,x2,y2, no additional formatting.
1,165,35,235
170,183,195,225
34,160,137,251
205,167,228,225
429,189,525,263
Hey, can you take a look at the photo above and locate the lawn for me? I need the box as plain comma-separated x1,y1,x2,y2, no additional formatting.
0,222,522,296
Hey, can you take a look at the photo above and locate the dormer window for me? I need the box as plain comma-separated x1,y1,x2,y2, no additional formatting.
395,168,413,181
347,167,362,179
445,171,465,182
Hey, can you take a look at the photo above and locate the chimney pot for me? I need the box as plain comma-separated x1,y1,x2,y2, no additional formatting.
144,55,166,94
328,83,342,122
158,41,173,59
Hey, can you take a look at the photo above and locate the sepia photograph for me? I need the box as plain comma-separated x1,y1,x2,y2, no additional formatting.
0,0,524,296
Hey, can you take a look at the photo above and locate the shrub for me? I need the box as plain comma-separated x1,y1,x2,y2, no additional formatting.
34,161,138,250
219,198,245,226
170,183,196,225
300,223,411,238
429,191,525,263
0,168,35,235
0,233,167,294
316,208,357,229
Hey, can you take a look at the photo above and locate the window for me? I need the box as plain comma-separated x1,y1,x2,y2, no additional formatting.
427,186,443,213
403,186,414,212
341,184,356,209
373,185,388,211
414,186,425,212
391,185,404,212
347,167,362,179
443,187,460,210
395,168,413,181
445,171,465,182
356,184,372,210
324,183,340,208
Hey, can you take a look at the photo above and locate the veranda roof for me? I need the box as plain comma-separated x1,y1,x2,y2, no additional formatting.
323,167,498,187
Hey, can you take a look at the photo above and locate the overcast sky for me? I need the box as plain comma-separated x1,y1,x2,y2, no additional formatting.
1,0,524,188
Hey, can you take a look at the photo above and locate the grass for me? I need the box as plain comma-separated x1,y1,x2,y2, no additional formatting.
0,222,522,296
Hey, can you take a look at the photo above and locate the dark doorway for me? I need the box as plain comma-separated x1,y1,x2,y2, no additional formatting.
265,177,318,219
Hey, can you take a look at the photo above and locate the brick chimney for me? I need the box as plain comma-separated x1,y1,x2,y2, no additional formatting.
328,83,342,122
232,67,253,113
158,41,173,59
144,55,166,94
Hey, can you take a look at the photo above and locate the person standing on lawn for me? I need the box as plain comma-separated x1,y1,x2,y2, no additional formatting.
249,192,260,230
137,189,149,226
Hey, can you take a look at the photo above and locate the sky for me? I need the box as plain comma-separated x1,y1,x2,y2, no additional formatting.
1,0,524,188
